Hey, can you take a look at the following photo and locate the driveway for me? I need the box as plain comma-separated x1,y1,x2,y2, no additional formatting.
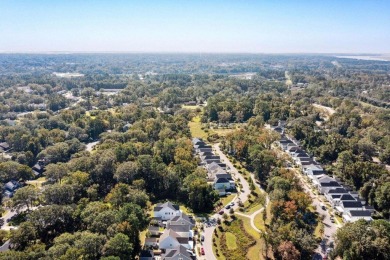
198,143,252,260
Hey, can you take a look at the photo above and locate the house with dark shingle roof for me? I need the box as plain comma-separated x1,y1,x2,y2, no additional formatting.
343,210,372,222
140,250,154,260
330,194,356,207
337,200,364,214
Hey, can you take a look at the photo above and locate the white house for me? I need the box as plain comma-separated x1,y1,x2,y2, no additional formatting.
214,176,235,191
154,201,181,221
159,229,191,250
336,200,363,214
343,210,372,223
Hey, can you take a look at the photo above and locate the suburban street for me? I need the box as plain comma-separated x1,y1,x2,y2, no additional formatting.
197,143,252,260
272,141,341,259
294,172,339,257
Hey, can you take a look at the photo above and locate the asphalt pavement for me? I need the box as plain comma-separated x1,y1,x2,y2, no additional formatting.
197,143,252,260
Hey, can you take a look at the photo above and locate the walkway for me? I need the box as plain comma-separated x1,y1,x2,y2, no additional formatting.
198,143,252,260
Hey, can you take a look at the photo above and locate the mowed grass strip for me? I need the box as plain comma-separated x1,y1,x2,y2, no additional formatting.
219,218,256,260
235,214,265,260
253,211,266,232
188,116,209,139
225,232,237,250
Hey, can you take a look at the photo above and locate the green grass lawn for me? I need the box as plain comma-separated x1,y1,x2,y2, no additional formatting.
26,177,46,189
220,194,236,207
253,211,266,232
182,105,203,110
213,227,226,260
225,232,237,250
265,202,272,225
235,214,265,260
188,116,209,139
314,222,324,239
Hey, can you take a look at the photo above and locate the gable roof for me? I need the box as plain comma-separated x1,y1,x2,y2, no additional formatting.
167,224,191,233
169,213,195,226
0,142,10,149
207,162,221,170
160,228,180,241
215,174,232,180
326,187,348,194
215,178,230,183
154,201,180,212
205,159,221,164
148,226,159,232
318,176,337,183
295,152,310,158
342,201,363,208
340,194,356,201
349,210,371,217
203,155,220,160
320,182,342,187
163,245,193,260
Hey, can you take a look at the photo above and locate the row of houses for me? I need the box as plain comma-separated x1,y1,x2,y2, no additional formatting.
141,201,196,260
274,125,374,223
192,138,235,196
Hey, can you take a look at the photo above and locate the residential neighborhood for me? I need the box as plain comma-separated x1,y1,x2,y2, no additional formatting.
141,201,196,260
192,138,235,196
273,123,374,224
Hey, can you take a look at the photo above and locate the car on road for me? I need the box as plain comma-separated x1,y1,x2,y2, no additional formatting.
330,217,335,223
219,210,224,215
321,204,326,210
225,205,231,209
230,202,235,206
201,235,204,242
201,247,205,255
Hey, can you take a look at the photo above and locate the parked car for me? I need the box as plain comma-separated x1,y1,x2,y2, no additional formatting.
219,210,224,215
321,204,326,210
230,202,235,206
225,205,231,209
201,235,204,242
330,217,335,223
201,247,205,255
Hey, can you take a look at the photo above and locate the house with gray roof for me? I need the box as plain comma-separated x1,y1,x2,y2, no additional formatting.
154,201,181,221
161,245,194,260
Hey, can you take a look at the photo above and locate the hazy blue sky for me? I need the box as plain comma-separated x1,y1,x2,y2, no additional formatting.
1,0,389,53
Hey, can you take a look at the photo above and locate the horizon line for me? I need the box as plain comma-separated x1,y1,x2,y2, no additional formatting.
0,51,389,56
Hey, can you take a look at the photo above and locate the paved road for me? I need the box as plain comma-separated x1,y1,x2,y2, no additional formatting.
271,140,340,258
294,172,338,256
198,143,252,260
85,141,99,152
1,209,18,231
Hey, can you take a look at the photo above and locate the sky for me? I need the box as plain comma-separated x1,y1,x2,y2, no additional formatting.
0,0,389,53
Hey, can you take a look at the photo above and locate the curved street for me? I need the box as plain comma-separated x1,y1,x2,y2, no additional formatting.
199,143,252,260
